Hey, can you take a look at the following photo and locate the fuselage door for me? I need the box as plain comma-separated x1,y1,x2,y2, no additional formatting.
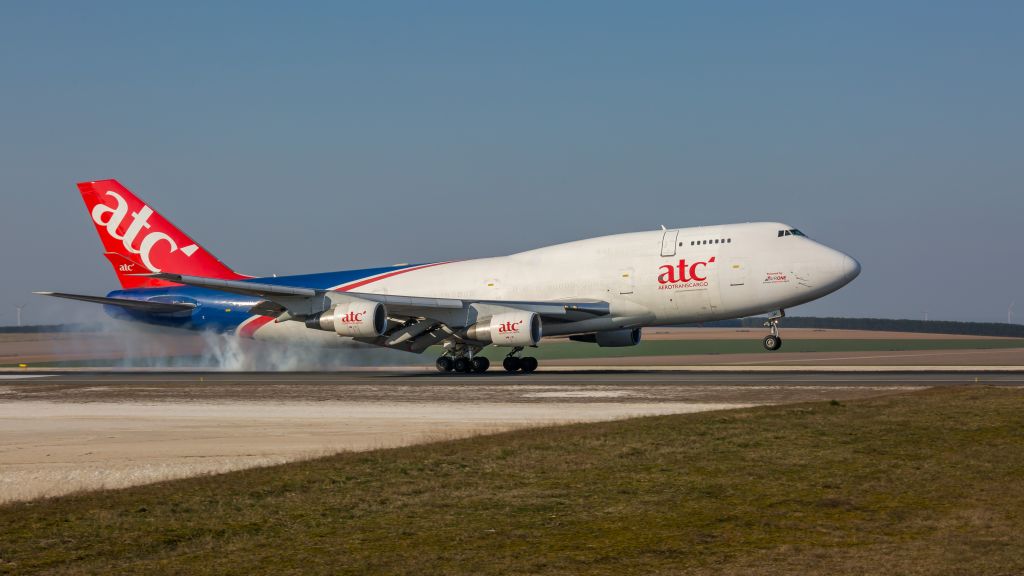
619,268,635,294
727,258,749,287
660,230,678,257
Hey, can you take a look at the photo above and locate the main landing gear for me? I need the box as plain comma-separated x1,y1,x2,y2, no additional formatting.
436,354,490,373
762,310,785,351
502,347,538,373
435,347,538,374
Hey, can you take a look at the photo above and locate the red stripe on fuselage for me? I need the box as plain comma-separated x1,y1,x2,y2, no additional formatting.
238,314,274,339
328,261,451,292
237,262,450,339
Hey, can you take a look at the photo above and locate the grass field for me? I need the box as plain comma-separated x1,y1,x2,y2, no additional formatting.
483,338,1024,361
2,386,1022,575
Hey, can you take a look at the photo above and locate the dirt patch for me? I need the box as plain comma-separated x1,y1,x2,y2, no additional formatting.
0,400,746,503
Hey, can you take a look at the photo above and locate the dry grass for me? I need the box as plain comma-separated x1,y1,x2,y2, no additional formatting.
1,386,1023,575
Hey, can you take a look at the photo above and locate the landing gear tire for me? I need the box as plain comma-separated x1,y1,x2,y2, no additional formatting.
436,356,454,372
503,356,522,372
453,357,472,373
519,356,538,373
471,357,490,373
762,309,785,352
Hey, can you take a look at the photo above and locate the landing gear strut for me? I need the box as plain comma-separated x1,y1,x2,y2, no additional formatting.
503,347,538,373
762,310,784,351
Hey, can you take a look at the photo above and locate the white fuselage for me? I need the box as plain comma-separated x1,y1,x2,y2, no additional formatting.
251,221,860,344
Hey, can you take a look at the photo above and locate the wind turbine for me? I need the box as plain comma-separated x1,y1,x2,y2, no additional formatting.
1010,301,1016,325
14,303,27,327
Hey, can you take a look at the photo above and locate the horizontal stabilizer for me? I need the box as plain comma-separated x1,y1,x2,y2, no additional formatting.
34,292,196,313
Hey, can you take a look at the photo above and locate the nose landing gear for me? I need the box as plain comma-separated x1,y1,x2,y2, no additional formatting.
762,310,784,351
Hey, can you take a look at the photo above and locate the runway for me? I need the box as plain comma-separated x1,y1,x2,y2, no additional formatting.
2,370,1020,402
1,370,1020,503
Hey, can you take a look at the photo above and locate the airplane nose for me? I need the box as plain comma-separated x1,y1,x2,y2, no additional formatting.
839,254,861,284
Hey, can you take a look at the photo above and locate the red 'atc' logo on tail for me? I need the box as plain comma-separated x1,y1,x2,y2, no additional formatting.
77,179,247,289
90,190,199,273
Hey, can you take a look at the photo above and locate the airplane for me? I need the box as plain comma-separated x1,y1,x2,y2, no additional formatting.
38,179,861,373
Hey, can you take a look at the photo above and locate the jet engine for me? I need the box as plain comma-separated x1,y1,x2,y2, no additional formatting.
465,311,542,346
304,300,387,337
569,328,642,347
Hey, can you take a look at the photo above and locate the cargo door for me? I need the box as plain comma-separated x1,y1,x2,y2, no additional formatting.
667,235,718,320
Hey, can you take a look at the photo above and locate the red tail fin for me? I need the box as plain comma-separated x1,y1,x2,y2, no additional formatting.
78,179,247,289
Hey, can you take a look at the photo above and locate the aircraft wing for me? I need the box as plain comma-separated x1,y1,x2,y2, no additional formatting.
147,273,610,322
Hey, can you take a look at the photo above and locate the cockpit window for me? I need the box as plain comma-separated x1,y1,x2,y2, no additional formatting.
778,229,807,237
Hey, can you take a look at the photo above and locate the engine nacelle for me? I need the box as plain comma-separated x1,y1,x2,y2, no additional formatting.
304,300,387,337
570,328,642,347
465,311,542,347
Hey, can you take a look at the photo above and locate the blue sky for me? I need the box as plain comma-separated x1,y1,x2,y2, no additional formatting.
1,1,1022,324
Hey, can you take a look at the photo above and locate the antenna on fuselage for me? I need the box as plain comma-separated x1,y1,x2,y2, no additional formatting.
659,224,666,230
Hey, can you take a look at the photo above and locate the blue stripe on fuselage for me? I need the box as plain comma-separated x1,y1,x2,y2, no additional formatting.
103,264,424,332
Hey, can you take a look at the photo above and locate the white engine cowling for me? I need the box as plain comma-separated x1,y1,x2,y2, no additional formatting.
304,300,387,337
465,311,542,346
